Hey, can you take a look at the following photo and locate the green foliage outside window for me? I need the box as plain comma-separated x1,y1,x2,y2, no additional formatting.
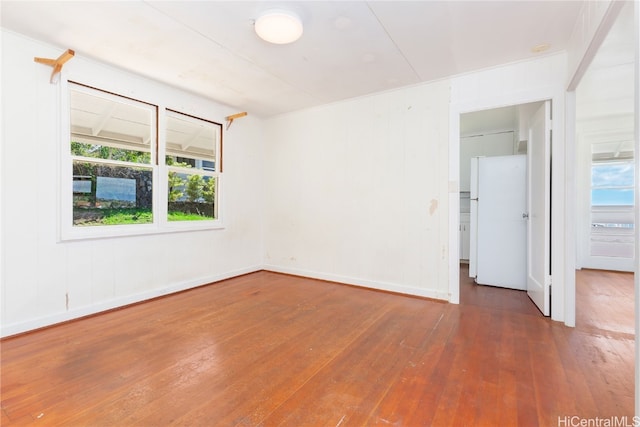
186,175,204,202
168,171,185,202
203,177,215,203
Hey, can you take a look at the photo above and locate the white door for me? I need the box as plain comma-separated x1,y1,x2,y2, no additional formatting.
475,155,527,289
468,158,479,278
527,101,552,315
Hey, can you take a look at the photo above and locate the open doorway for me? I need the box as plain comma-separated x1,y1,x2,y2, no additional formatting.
459,101,549,315
574,0,635,333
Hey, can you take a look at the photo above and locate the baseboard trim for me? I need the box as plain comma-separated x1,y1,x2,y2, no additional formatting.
2,264,451,338
1,265,263,338
262,264,450,302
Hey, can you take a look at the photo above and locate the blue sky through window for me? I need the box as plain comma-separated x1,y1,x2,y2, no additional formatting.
591,163,635,206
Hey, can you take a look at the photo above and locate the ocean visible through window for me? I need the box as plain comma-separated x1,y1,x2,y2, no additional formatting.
591,162,635,206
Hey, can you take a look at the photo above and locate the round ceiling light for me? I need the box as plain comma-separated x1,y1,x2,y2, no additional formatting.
255,10,303,44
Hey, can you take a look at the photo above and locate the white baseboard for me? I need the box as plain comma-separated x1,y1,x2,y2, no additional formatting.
1,265,262,338
2,264,451,338
262,264,450,301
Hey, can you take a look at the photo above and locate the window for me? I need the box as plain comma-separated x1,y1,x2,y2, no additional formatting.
590,160,635,258
591,162,634,207
165,110,220,222
65,83,222,239
70,85,155,227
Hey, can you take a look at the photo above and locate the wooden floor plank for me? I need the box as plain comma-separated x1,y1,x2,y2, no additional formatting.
139,285,404,426
576,269,634,336
256,299,448,426
1,268,634,426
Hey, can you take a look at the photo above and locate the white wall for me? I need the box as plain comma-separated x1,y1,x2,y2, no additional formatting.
566,0,623,90
263,81,451,300
262,54,570,308
0,30,265,337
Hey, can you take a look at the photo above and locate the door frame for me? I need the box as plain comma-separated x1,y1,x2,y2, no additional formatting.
448,0,634,328
448,88,568,324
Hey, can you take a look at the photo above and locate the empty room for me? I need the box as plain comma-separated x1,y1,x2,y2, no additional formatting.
1,1,638,426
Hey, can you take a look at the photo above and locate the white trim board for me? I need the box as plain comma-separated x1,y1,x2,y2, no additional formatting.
263,264,450,302
1,265,262,338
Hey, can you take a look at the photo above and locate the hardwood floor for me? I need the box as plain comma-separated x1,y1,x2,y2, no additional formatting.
575,268,634,336
1,269,634,426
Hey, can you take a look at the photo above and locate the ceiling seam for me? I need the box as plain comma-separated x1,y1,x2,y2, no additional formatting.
365,2,421,81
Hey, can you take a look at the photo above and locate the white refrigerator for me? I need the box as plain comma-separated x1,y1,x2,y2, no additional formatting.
469,155,527,290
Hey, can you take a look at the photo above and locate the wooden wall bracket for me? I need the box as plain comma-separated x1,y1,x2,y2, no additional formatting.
225,112,247,130
34,49,75,83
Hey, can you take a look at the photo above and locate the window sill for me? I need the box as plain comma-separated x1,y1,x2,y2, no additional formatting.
59,220,225,242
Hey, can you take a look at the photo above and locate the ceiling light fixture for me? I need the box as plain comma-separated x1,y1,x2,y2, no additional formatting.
254,10,303,44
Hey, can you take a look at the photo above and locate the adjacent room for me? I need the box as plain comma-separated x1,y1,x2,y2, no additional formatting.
1,1,638,425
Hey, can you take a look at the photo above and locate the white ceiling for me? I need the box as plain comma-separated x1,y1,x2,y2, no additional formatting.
460,2,635,146
576,1,635,160
1,1,585,118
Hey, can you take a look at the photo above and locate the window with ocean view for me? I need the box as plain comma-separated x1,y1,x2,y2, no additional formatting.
590,160,635,259
591,162,634,207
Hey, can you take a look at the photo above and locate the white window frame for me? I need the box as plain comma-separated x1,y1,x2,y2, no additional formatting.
60,82,224,241
585,158,635,270
160,109,222,232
